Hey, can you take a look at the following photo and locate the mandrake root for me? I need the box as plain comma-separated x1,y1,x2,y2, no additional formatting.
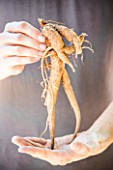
38,18,94,149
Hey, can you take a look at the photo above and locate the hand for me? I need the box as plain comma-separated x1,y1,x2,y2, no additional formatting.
0,21,46,80
12,130,109,166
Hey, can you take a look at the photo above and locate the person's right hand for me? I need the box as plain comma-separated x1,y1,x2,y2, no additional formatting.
0,21,46,80
12,129,112,166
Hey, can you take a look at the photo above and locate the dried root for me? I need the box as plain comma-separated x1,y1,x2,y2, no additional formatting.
38,18,94,149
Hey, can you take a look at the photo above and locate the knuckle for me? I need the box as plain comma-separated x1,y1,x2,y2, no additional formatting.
27,49,33,56
18,58,27,65
15,46,22,54
19,21,27,29
31,39,37,48
31,49,38,57
16,33,23,41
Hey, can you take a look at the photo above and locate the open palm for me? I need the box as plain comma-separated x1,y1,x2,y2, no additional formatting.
12,133,90,165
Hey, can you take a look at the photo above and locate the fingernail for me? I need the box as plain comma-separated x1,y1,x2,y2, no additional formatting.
40,44,46,51
38,51,44,56
38,35,45,42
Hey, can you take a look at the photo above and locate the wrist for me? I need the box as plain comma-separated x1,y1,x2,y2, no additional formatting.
88,127,113,154
88,102,113,148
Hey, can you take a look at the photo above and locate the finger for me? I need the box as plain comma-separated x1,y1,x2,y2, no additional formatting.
18,146,75,165
23,139,45,148
18,145,86,165
12,136,32,147
12,136,45,148
24,137,47,145
18,146,61,162
70,142,89,155
0,32,46,51
3,56,40,67
55,134,73,146
0,45,43,58
4,21,45,42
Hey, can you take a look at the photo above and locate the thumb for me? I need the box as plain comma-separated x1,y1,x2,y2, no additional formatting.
70,142,89,155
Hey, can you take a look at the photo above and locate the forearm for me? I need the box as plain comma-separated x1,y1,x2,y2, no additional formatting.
89,101,113,148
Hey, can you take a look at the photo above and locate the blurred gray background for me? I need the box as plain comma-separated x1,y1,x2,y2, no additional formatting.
0,0,113,169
